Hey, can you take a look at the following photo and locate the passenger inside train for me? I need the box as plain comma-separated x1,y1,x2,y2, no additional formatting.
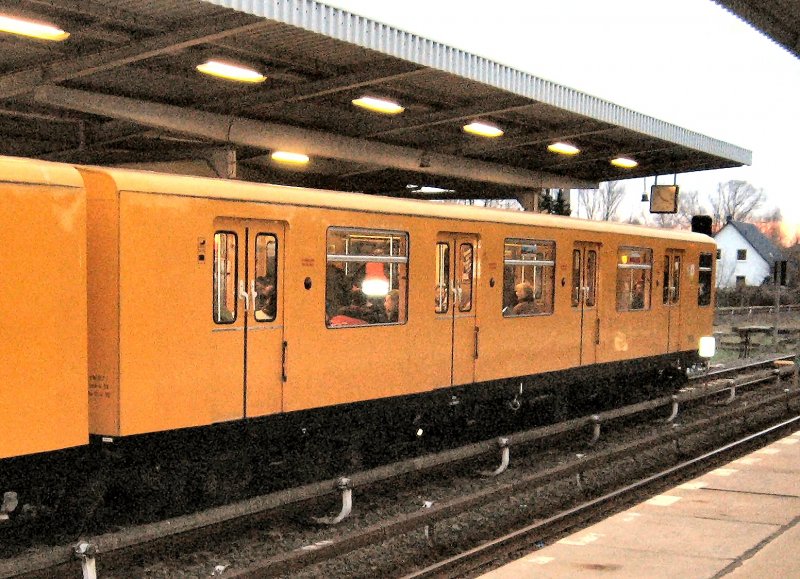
512,281,537,315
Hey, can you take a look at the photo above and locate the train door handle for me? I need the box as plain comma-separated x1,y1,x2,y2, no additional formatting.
595,318,601,344
250,279,258,306
474,327,480,359
238,279,250,311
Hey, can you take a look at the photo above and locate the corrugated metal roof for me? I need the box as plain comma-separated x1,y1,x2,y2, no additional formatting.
205,0,751,165
0,0,752,197
713,0,800,59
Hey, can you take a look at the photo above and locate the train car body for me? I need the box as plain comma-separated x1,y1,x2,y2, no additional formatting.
0,157,88,460
76,165,716,440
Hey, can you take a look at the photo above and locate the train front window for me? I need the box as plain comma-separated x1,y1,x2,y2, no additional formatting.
616,247,652,312
213,232,237,324
503,239,555,317
253,234,278,322
435,242,450,313
326,228,408,328
698,252,713,306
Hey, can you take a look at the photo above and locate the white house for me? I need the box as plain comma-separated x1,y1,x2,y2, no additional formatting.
714,219,784,288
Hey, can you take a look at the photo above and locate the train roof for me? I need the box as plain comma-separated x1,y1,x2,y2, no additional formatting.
81,164,715,245
0,156,84,189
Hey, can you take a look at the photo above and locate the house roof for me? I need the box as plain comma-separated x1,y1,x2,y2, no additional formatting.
718,220,784,262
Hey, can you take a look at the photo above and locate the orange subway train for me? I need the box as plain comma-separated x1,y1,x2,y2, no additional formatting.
0,156,716,516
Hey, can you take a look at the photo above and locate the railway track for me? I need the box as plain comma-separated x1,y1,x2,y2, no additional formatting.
2,354,796,579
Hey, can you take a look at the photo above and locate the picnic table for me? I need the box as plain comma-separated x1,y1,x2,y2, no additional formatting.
732,325,774,358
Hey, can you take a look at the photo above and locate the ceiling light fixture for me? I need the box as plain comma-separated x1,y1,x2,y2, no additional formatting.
351,96,404,115
463,121,503,138
0,14,69,41
611,157,638,169
547,142,580,155
271,151,310,165
196,60,266,83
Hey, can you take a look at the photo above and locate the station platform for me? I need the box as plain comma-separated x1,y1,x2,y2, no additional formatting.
481,427,800,578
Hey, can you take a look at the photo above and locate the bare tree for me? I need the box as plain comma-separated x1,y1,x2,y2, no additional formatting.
710,180,766,231
756,207,784,245
577,181,625,221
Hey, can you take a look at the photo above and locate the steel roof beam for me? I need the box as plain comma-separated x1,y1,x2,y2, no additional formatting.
34,85,595,190
0,13,266,99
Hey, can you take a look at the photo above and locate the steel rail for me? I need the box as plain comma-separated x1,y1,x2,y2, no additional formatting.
0,355,793,578
227,386,800,577
404,414,800,579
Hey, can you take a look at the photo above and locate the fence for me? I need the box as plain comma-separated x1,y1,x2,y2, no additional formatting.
716,304,800,318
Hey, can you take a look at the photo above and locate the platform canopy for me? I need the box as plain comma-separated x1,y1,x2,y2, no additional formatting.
713,0,800,59
0,0,751,198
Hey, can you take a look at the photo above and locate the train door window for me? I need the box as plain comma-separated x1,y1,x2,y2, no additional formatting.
585,250,597,307
253,234,278,322
672,254,681,302
326,228,408,327
571,250,581,307
662,255,671,304
435,242,450,313
503,239,555,317
616,247,652,312
213,232,237,324
698,252,713,306
458,243,474,312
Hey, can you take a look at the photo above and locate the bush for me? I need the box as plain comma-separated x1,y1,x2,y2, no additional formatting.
716,286,800,307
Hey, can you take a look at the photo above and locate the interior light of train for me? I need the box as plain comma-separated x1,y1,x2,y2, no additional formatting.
611,157,638,168
463,121,503,138
0,15,70,41
547,142,580,155
351,96,405,114
271,151,310,165
196,60,266,83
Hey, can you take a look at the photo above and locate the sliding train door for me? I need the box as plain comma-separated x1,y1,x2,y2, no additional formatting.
663,249,684,352
571,242,600,365
436,233,479,386
212,219,285,421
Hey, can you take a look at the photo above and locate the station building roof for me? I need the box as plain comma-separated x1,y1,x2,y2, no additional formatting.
0,0,751,198
713,0,800,59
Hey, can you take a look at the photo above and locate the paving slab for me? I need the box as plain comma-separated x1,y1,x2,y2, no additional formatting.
480,428,800,579
726,518,800,578
637,487,800,525
482,543,729,579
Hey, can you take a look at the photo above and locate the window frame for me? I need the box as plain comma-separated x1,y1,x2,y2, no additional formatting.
325,227,409,329
502,238,556,317
737,249,747,261
616,246,653,312
253,233,278,323
212,230,238,324
698,252,713,307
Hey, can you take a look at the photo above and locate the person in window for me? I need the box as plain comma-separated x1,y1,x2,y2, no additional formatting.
335,288,383,324
255,275,276,319
512,282,537,315
384,289,400,323
630,280,645,310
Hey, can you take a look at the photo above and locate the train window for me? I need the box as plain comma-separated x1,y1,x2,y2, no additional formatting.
458,243,474,312
586,250,597,307
326,228,408,328
698,252,713,306
663,253,682,305
254,234,278,322
213,232,237,324
503,239,555,317
571,250,581,308
616,247,652,312
435,242,450,313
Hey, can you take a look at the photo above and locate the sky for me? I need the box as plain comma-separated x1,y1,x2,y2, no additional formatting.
319,0,800,239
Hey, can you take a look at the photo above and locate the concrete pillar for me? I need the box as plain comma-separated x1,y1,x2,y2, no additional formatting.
515,189,543,212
